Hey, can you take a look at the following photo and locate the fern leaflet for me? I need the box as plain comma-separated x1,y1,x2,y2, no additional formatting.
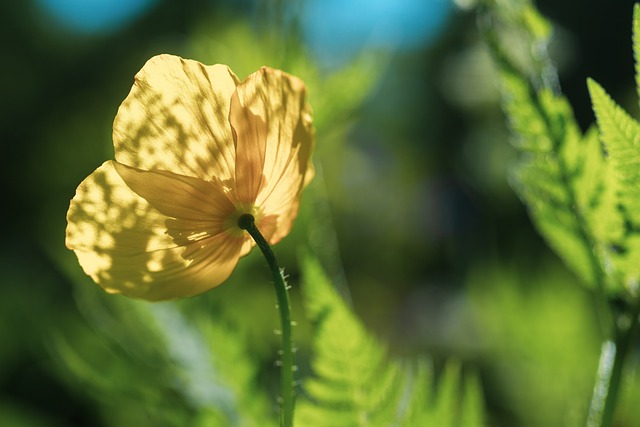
296,255,485,427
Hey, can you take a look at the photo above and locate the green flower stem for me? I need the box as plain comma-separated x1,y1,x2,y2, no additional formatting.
588,299,640,427
238,214,295,427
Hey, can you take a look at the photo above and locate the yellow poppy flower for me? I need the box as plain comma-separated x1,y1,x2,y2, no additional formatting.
65,54,315,301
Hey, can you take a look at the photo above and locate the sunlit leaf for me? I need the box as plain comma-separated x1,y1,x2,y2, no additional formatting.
484,0,628,294
296,255,485,427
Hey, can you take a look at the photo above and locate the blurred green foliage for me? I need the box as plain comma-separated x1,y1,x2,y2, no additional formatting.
468,261,601,426
2,0,640,426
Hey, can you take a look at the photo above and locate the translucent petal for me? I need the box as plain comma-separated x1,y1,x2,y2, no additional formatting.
229,90,268,204
229,67,315,243
113,54,240,181
66,161,245,301
112,161,236,224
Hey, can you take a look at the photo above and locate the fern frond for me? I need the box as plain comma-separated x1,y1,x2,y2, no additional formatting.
296,255,407,427
584,4,640,294
426,362,486,427
296,255,485,427
459,371,486,427
633,4,640,103
587,76,640,293
432,363,464,426
588,79,640,218
483,1,625,293
503,69,606,287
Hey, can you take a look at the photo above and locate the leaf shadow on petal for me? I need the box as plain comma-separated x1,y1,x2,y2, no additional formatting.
113,65,236,183
67,163,196,300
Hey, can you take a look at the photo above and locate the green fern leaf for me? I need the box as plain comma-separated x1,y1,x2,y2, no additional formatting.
485,3,626,293
568,126,622,247
587,76,640,293
502,69,604,286
296,255,485,427
417,362,486,427
432,362,462,425
296,255,406,427
633,4,640,103
459,371,486,427
585,4,640,294
587,79,640,220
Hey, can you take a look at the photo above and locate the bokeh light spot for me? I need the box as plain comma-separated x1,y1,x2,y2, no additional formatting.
36,0,157,33
303,0,452,67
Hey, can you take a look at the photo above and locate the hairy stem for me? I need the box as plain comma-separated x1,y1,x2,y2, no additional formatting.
238,214,295,427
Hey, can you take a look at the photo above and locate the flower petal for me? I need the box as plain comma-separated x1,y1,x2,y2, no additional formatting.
66,161,245,301
112,161,236,224
229,67,315,242
113,54,239,181
229,88,268,204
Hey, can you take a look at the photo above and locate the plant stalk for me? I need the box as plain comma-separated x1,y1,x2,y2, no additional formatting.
587,299,640,427
238,214,295,427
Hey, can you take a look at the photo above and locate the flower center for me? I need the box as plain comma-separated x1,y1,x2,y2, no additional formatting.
223,204,262,238
237,213,255,230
